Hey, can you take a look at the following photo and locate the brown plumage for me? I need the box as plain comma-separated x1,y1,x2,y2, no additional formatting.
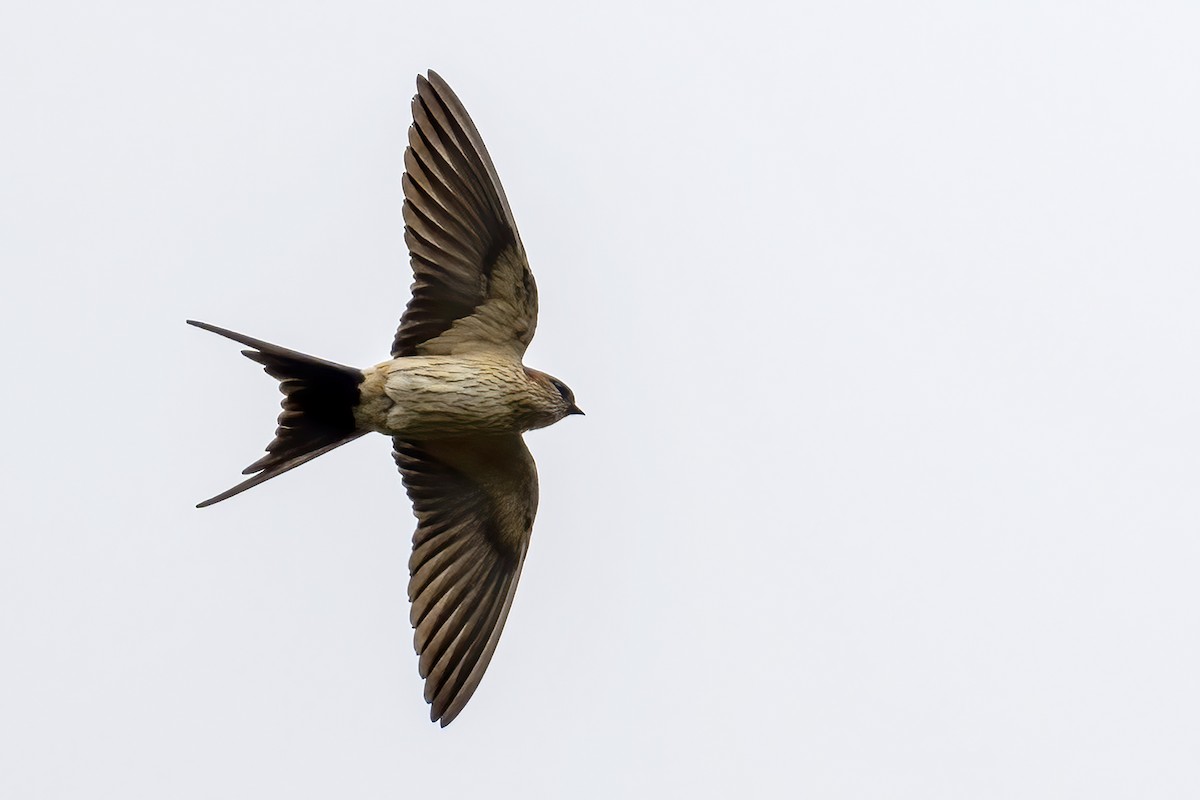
188,71,581,726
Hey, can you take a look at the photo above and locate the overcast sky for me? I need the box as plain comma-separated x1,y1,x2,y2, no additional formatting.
3,1,1200,797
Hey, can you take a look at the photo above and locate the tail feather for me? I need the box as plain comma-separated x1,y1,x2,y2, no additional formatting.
188,320,366,507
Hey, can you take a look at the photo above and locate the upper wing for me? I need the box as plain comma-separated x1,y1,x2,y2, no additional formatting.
393,71,538,359
393,434,538,726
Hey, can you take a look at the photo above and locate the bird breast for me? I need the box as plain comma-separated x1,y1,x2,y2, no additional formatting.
355,355,552,437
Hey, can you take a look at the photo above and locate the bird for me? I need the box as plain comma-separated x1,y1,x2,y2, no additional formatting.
188,70,582,726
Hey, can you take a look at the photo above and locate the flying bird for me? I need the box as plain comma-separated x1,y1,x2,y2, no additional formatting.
188,71,582,726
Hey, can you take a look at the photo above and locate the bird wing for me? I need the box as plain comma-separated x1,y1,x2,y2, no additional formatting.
393,434,538,726
393,71,538,359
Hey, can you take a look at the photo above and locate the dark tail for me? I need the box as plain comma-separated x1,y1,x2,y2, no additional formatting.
188,320,367,508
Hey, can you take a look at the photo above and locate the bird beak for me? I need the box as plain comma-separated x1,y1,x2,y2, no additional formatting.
567,404,585,416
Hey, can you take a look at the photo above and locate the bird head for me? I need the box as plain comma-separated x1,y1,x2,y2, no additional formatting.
525,368,584,424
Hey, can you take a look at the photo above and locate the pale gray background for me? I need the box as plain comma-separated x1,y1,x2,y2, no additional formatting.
3,1,1199,797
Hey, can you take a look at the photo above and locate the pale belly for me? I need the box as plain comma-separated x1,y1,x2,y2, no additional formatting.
354,355,547,438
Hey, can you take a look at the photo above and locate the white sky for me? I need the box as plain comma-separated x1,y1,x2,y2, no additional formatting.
3,1,1199,797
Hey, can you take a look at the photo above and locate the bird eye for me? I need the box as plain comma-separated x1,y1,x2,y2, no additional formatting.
550,379,572,403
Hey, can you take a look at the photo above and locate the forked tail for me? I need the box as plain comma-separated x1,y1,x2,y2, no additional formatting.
188,320,366,507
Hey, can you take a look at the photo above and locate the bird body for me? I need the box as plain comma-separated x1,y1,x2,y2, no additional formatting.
356,355,574,439
189,71,579,726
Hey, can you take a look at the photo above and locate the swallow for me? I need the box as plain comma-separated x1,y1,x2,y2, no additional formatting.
188,71,582,726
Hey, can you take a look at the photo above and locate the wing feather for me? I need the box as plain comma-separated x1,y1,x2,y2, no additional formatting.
392,71,537,358
393,435,538,726
428,570,509,711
